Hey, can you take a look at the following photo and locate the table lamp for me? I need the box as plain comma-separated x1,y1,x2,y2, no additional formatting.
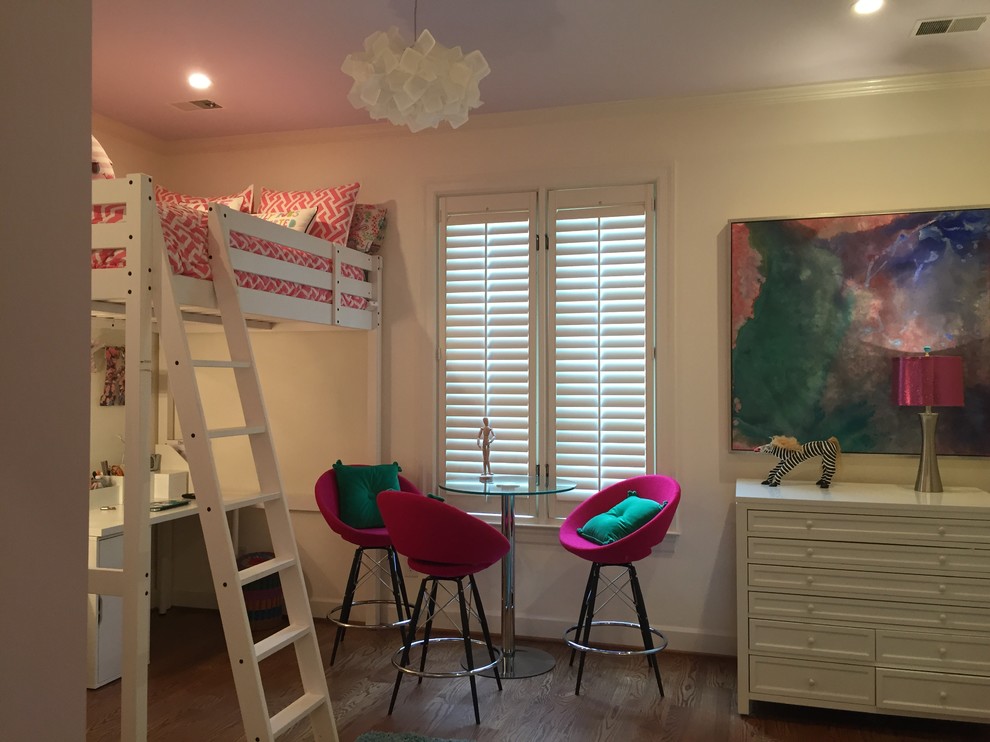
892,348,964,493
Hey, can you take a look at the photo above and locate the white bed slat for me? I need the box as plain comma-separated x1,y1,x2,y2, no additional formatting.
229,249,333,291
92,267,131,301
218,206,335,260
336,274,373,300
92,175,146,205
335,244,376,272
92,222,137,251
334,305,374,330
237,287,334,325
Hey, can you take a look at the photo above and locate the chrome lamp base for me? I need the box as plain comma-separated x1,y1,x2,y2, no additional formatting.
915,411,943,494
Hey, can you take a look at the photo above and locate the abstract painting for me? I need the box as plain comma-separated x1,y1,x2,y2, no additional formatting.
731,208,990,456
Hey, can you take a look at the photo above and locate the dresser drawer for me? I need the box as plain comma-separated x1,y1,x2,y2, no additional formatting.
750,655,875,705
748,537,990,575
749,564,990,605
747,510,990,546
749,591,990,633
750,619,874,662
877,629,990,674
877,668,990,719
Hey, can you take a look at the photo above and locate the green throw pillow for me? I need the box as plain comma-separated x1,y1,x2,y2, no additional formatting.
333,460,401,529
577,494,666,545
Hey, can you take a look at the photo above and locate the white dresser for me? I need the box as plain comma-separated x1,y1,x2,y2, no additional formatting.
736,479,990,722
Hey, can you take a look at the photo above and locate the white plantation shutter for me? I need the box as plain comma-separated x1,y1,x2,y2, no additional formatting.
547,185,654,510
439,193,538,515
437,184,654,522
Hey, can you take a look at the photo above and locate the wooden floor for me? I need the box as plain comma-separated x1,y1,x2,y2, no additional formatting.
87,608,989,742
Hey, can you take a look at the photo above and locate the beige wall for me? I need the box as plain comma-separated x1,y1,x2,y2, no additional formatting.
94,73,990,653
2,2,92,739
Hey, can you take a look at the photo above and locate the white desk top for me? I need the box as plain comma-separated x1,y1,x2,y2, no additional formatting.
89,500,199,538
736,479,990,511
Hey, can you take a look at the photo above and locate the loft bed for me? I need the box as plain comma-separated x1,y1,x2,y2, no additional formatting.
92,174,382,329
89,173,381,740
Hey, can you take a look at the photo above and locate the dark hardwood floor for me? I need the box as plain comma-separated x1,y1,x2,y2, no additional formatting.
87,608,989,741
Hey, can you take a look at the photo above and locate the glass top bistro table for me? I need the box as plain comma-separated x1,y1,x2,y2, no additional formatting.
438,474,576,679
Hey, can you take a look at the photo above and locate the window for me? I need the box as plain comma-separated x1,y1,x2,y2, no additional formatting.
438,184,656,522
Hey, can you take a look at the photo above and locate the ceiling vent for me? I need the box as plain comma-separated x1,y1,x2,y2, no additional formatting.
913,16,987,35
171,99,223,111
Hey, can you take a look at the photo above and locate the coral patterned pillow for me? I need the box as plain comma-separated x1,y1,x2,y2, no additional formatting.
154,183,253,213
91,136,115,180
259,183,360,245
347,203,388,253
256,207,318,233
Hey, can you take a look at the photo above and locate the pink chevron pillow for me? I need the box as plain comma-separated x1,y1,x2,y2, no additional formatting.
155,183,254,213
258,183,360,245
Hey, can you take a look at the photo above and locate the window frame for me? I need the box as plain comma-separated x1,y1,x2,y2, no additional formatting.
431,175,668,529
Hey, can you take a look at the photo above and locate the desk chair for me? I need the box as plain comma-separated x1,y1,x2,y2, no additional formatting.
314,467,422,665
378,489,509,724
559,474,681,695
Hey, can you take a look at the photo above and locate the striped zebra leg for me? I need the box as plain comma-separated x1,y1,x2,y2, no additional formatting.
815,440,839,488
761,462,786,486
768,450,811,486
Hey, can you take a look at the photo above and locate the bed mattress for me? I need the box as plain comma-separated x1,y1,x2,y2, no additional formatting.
92,202,367,308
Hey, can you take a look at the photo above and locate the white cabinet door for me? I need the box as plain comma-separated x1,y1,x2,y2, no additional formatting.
87,534,123,689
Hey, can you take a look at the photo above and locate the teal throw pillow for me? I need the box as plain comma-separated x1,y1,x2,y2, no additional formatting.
577,494,665,546
333,460,401,529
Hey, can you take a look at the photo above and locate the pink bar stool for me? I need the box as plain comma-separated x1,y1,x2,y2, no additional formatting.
378,489,509,725
314,467,422,665
559,474,681,695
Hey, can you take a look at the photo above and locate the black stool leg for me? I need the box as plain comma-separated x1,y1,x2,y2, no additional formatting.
628,563,664,696
386,546,408,645
469,574,502,691
570,564,598,666
575,562,602,696
456,577,481,725
330,547,364,665
417,580,440,684
389,577,427,715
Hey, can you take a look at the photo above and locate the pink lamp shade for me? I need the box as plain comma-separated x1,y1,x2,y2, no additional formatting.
892,355,964,408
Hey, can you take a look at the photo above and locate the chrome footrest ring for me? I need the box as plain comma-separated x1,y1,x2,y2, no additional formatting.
391,637,502,679
564,620,668,656
327,599,412,630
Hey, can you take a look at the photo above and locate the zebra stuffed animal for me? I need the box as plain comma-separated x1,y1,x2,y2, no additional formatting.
755,435,841,488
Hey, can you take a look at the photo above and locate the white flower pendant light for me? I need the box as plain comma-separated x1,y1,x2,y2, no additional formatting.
341,3,490,132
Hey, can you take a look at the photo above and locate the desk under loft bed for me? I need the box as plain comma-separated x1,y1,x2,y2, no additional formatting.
90,174,383,741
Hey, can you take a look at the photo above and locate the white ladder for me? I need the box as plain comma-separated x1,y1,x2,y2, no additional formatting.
155,206,338,741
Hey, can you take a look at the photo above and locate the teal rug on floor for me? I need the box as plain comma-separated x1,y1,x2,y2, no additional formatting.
355,732,470,742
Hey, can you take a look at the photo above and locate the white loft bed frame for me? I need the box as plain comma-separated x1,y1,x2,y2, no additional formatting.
89,173,382,740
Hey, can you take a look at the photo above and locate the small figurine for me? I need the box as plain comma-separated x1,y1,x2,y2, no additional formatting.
755,435,841,488
477,417,496,479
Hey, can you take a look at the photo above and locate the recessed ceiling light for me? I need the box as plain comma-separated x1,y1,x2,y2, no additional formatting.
853,0,883,15
188,72,212,90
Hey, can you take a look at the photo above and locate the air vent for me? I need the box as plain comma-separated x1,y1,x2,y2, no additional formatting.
171,99,223,111
914,16,987,35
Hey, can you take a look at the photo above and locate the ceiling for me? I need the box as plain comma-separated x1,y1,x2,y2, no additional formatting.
92,0,990,141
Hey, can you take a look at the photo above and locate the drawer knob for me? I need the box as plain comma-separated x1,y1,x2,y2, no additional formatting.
938,584,946,593
806,520,814,529
938,555,947,564
806,576,814,584
808,603,815,613
939,691,948,701
939,647,947,657
938,526,946,536
806,548,814,557
807,637,816,646
939,614,947,623
808,678,816,688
